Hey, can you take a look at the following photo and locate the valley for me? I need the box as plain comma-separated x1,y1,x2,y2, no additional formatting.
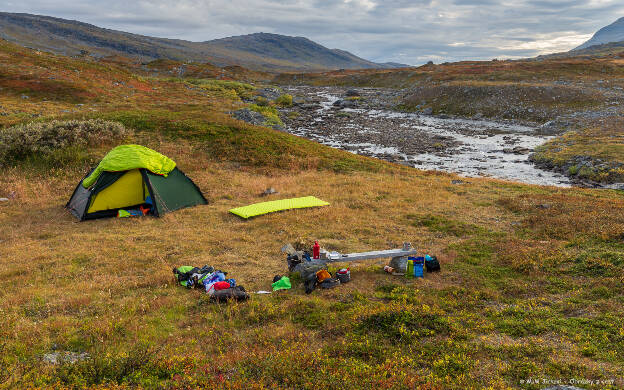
1,10,624,389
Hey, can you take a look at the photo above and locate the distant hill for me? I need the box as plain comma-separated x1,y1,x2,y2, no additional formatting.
0,12,400,71
574,17,624,51
535,40,624,61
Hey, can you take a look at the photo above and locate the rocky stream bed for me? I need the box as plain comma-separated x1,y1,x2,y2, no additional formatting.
278,86,574,187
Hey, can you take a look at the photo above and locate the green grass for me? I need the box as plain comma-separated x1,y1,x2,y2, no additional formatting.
184,78,256,100
84,109,385,173
531,121,624,183
407,213,487,237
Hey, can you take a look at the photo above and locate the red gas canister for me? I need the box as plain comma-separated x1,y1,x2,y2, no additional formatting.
313,241,320,259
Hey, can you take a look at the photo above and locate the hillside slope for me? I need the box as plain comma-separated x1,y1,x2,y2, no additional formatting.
575,17,624,50
0,40,624,389
0,12,391,71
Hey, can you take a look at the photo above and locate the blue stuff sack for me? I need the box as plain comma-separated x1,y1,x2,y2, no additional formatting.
413,257,424,278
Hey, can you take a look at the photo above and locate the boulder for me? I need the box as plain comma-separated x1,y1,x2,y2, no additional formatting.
332,99,357,108
232,108,265,126
503,146,531,155
256,87,281,100
538,119,570,135
43,351,90,365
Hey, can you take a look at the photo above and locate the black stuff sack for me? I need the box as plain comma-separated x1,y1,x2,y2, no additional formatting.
320,278,341,289
425,256,441,272
210,286,249,303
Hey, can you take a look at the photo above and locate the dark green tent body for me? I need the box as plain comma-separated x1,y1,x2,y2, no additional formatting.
66,145,207,221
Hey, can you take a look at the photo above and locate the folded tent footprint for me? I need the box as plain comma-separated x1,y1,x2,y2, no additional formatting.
66,144,207,220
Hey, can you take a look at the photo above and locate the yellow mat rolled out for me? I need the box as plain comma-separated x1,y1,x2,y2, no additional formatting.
229,196,329,219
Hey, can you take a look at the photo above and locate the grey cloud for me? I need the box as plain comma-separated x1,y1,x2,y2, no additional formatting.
2,0,624,64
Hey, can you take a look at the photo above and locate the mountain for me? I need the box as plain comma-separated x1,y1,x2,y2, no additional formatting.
203,33,388,71
574,17,624,51
535,40,624,61
0,12,395,71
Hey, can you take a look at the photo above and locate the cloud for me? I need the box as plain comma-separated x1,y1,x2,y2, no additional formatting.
2,0,624,64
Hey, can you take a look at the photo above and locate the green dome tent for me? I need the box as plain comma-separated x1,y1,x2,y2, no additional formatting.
66,145,207,220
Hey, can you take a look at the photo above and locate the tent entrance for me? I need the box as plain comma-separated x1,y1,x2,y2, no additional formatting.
87,169,149,213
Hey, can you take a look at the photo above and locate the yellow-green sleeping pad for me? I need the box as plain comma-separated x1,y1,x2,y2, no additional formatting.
229,196,329,219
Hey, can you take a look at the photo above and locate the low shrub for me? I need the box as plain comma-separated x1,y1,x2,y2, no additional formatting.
254,96,269,106
249,104,283,127
0,119,130,167
431,353,474,377
186,79,255,100
274,94,293,107
359,305,451,341
51,344,174,387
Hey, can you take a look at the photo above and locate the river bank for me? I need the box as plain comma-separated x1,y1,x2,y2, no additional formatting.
278,86,574,187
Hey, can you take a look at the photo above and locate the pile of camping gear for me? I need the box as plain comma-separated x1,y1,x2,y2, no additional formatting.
284,241,440,293
173,265,249,302
297,265,350,294
385,254,440,276
282,242,350,294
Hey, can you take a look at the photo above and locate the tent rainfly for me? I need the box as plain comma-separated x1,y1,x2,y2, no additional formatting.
66,144,207,220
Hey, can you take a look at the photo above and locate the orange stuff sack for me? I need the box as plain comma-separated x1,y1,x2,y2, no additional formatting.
316,269,331,283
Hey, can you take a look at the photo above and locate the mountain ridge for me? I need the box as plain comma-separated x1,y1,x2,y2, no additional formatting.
0,12,406,71
574,17,624,51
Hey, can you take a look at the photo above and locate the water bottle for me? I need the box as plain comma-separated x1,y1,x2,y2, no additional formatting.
313,241,320,259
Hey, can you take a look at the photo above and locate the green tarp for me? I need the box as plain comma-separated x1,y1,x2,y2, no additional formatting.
229,196,329,219
82,145,176,188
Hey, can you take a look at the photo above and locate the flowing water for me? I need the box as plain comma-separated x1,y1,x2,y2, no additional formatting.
283,88,573,187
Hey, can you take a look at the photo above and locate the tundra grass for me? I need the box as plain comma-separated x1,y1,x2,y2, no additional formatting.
1,37,624,389
2,148,624,388
531,116,624,183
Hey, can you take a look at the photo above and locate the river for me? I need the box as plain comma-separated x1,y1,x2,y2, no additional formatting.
280,86,573,187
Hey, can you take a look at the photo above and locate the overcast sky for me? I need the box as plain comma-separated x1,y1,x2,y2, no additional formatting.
3,0,624,65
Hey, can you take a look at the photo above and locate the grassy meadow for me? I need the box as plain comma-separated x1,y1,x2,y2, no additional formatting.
0,40,624,389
